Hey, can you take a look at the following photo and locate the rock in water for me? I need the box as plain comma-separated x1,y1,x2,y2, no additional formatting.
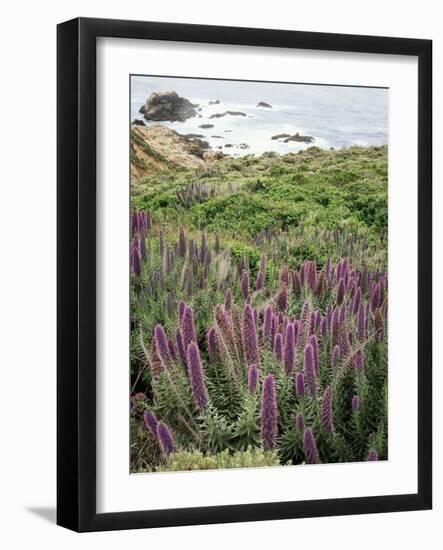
271,132,314,144
209,99,221,105
199,123,214,129
257,101,272,108
139,91,198,122
209,111,247,119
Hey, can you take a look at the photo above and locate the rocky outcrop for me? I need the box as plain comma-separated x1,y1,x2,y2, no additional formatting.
131,124,204,178
257,101,272,108
203,150,225,161
139,91,198,122
209,111,247,119
132,119,146,126
271,132,314,144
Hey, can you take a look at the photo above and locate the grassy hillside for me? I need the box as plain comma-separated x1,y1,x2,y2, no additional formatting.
130,144,388,472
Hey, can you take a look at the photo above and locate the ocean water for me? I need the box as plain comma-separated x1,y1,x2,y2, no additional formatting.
131,75,388,157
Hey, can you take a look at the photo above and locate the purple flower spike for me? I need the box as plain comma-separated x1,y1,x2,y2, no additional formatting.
320,318,327,338
224,288,232,311
336,278,345,306
168,339,177,361
131,247,141,277
259,253,266,273
357,302,366,341
320,385,333,434
295,412,304,431
242,304,260,366
303,344,317,398
295,372,305,397
154,325,170,366
207,326,217,361
283,323,295,374
143,410,159,438
157,422,175,457
309,334,320,374
145,209,152,230
178,300,186,322
354,349,364,371
292,270,301,295
182,305,197,350
371,283,381,312
260,373,277,450
139,232,147,262
263,305,273,344
186,342,208,410
247,364,259,393
331,344,341,368
274,332,283,361
367,449,379,461
303,428,320,464
352,395,360,411
353,286,362,315
275,284,288,312
280,265,290,286
176,329,186,365
256,270,265,291
241,271,250,300
308,261,317,292
179,226,187,257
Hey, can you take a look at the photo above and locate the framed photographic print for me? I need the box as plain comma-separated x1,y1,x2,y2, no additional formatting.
57,17,432,532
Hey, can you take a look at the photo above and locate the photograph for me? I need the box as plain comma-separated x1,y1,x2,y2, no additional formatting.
129,75,388,473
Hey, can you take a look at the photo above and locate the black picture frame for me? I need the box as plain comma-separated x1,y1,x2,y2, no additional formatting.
57,17,432,532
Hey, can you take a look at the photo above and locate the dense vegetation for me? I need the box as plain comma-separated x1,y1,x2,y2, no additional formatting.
130,145,388,472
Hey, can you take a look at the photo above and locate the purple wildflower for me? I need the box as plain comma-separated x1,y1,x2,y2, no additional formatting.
263,305,273,344
354,349,364,371
176,328,186,365
303,428,320,464
178,300,186,323
357,302,366,341
352,395,360,412
295,372,305,397
353,287,362,315
331,345,341,368
154,325,170,366
283,322,295,374
131,247,141,276
242,304,260,366
371,283,381,312
157,422,175,456
336,278,345,306
168,339,177,361
241,271,250,300
207,326,217,361
280,265,290,286
224,288,232,311
247,364,259,393
309,334,320,374
179,226,187,257
259,253,266,273
303,343,317,398
320,385,333,434
274,332,283,361
275,284,288,312
293,270,301,295
256,270,265,291
260,374,277,450
186,342,208,410
143,410,159,438
182,305,197,350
